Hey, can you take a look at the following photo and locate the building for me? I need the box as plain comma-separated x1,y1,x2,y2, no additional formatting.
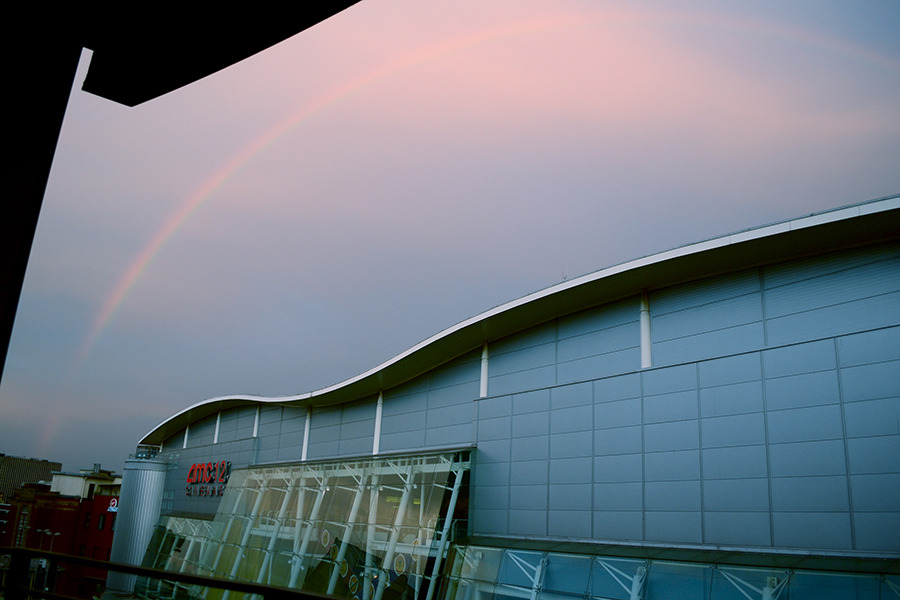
114,196,900,599
0,465,120,598
0,454,62,502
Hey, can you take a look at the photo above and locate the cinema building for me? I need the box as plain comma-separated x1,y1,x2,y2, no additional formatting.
112,196,900,599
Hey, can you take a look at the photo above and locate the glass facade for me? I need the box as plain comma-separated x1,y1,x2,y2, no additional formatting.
139,451,470,600
440,545,900,600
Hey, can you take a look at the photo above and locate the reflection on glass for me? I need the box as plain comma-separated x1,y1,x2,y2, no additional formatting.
139,452,469,600
441,545,895,600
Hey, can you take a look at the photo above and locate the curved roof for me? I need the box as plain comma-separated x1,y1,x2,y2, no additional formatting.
141,195,900,445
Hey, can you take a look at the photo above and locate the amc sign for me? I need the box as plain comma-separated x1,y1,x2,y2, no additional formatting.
185,460,231,497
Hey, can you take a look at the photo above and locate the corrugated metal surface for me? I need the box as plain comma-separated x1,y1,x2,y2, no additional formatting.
107,459,166,592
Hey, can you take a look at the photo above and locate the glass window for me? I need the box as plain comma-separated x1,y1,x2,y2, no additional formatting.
139,452,469,600
590,557,647,600
98,513,106,530
789,572,881,600
542,553,591,596
644,562,712,599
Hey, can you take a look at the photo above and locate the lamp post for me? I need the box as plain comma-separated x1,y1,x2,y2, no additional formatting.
36,529,46,550
43,530,61,591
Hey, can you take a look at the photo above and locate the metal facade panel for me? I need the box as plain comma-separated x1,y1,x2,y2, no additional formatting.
698,352,761,388
772,512,852,550
643,363,697,395
593,481,642,511
761,243,899,289
557,296,638,339
844,397,900,437
840,360,900,402
766,404,844,444
511,388,550,414
511,434,549,462
704,512,771,547
557,321,638,363
768,440,847,477
644,390,697,423
645,511,702,544
851,473,900,511
702,478,769,511
762,338,836,378
701,446,767,479
549,431,592,458
837,325,900,366
593,454,643,483
643,421,700,453
594,397,642,429
764,259,900,318
477,394,511,419
652,293,763,342
489,365,555,397
766,291,900,346
854,513,900,552
764,370,840,411
593,510,642,540
510,484,549,510
594,425,642,455
771,476,850,512
509,509,545,536
644,481,700,511
548,510,591,537
701,412,766,448
549,483,592,511
644,449,700,481
557,346,639,385
650,269,761,315
699,380,764,417
550,404,593,433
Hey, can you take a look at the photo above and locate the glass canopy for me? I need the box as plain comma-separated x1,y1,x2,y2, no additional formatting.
139,451,470,600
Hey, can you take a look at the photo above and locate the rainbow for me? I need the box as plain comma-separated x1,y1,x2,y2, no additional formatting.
75,8,900,366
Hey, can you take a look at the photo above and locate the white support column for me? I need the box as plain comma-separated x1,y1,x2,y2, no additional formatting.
288,476,309,587
363,475,381,600
424,466,464,600
255,481,297,585
374,467,414,600
630,566,646,600
213,412,221,444
301,408,311,461
640,290,652,368
596,560,647,600
222,480,269,600
479,343,489,398
373,393,383,455
327,474,369,594
289,476,329,589
718,569,788,600
183,425,190,449
208,486,248,576
252,406,260,437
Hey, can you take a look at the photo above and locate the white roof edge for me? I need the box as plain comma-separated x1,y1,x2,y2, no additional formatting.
140,194,899,444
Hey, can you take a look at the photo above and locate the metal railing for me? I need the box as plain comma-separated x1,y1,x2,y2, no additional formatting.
0,547,336,600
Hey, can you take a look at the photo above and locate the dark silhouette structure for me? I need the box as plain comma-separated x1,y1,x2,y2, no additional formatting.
3,3,361,379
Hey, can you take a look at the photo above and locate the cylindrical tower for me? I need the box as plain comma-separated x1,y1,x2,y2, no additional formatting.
107,457,166,593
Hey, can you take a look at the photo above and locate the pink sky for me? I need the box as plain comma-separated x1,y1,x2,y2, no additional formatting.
2,1,898,471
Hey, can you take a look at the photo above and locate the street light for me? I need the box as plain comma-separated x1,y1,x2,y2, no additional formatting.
42,530,61,591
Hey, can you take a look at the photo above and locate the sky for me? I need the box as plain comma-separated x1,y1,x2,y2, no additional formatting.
1,0,899,473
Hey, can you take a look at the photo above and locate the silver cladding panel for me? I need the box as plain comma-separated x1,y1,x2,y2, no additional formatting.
107,458,167,592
